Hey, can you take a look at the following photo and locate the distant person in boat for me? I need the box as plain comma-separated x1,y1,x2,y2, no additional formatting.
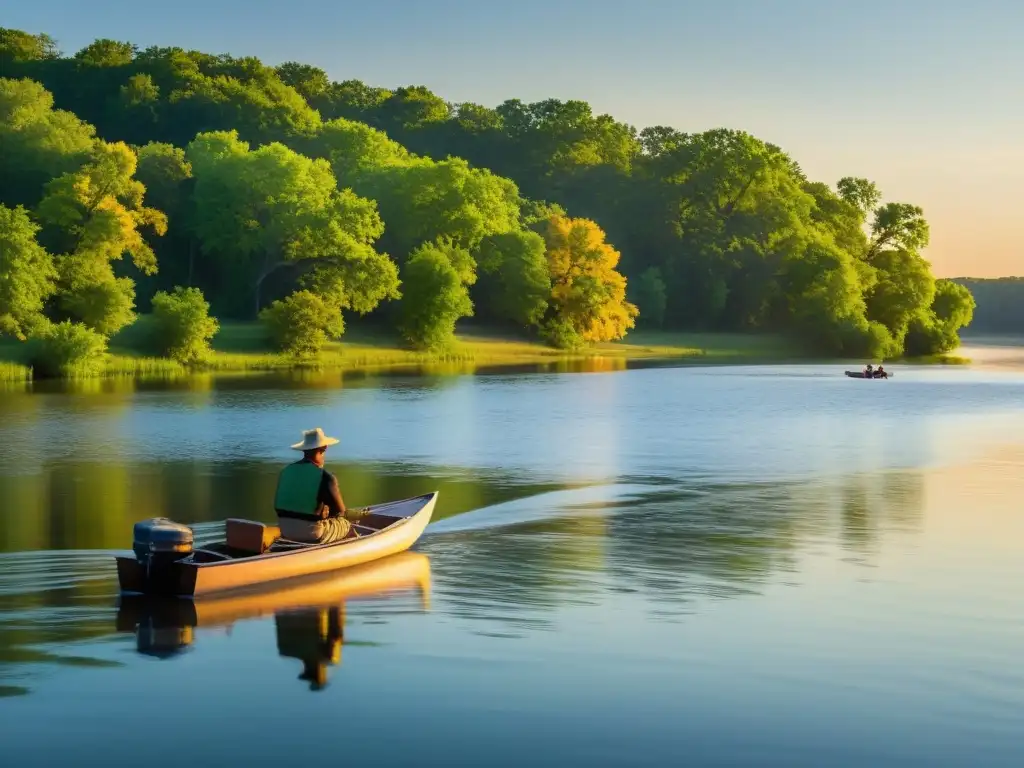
274,428,365,544
864,364,874,377
875,365,886,378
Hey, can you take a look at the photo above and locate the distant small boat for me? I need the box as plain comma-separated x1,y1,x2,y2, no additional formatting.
844,370,892,379
116,492,437,598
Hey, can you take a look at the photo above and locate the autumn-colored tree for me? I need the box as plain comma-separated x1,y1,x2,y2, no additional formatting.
537,214,637,348
36,140,167,335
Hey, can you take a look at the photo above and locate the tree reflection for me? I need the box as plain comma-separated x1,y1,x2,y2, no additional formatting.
0,458,934,689
0,458,567,553
837,472,926,556
423,470,931,626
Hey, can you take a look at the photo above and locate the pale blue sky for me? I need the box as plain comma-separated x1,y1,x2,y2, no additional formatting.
5,0,1022,275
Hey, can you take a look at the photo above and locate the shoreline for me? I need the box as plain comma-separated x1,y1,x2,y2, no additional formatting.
0,325,806,386
1,323,992,390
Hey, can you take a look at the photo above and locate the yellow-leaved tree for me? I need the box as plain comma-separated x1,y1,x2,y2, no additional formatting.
537,214,638,348
36,140,167,335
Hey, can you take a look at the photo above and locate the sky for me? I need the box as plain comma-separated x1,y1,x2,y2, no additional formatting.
5,0,1022,277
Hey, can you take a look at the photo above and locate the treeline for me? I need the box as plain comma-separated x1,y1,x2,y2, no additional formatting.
950,278,1024,335
1,27,975,375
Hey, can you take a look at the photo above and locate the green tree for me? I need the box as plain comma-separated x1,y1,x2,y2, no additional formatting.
274,62,330,100
260,290,343,357
628,266,667,328
150,286,219,363
904,279,976,356
0,28,60,63
476,230,550,328
73,39,137,67
309,117,412,182
166,71,320,146
0,78,97,208
312,79,392,122
360,156,524,258
863,248,935,344
836,176,882,216
28,320,108,378
931,278,975,331
115,73,162,144
0,204,58,339
186,130,398,317
778,237,889,356
134,142,195,292
397,241,474,350
867,202,930,260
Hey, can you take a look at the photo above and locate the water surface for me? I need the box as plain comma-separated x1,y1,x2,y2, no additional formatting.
1,355,1022,766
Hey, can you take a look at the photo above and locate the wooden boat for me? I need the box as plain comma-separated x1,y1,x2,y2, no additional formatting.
115,551,432,662
845,370,892,379
116,491,437,598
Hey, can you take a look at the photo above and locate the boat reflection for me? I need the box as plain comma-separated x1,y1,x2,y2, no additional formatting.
115,551,432,688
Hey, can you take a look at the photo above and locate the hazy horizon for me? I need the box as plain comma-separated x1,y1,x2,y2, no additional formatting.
5,0,1021,278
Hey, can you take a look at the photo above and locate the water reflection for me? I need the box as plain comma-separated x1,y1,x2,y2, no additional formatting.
0,355,636,401
2,361,1023,765
420,470,930,628
0,468,929,695
114,552,431,690
0,458,572,553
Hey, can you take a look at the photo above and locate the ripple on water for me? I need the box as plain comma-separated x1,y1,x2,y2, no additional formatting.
0,549,119,598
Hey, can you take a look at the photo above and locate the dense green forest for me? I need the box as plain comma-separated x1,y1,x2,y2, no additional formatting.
0,27,976,376
950,278,1024,335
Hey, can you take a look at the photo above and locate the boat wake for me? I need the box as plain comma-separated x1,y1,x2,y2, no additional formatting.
424,482,653,535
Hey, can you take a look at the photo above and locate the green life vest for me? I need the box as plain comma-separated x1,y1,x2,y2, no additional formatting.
274,461,325,520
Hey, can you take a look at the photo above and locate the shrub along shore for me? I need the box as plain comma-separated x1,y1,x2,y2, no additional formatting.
0,319,811,384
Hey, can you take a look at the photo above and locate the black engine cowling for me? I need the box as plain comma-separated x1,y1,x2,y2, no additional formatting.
132,518,194,571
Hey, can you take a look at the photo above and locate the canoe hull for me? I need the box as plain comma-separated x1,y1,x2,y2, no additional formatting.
844,370,892,379
116,551,433,632
116,492,437,599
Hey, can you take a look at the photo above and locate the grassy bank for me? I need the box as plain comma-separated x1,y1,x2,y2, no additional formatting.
0,318,806,382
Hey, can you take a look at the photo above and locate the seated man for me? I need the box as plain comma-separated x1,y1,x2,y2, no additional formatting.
875,365,886,378
273,428,365,544
864,363,874,377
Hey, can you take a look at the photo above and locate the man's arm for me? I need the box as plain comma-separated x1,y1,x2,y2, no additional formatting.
322,471,368,521
321,471,346,516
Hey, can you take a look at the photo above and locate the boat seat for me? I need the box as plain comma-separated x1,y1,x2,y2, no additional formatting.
225,519,281,554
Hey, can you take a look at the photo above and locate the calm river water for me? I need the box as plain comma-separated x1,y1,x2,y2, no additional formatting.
1,350,1022,767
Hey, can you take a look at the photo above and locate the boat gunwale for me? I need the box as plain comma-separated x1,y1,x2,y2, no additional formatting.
188,491,437,570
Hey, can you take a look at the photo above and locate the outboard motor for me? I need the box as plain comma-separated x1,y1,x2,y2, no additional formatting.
132,518,194,576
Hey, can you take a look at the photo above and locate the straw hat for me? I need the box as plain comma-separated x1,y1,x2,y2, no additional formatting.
290,427,340,451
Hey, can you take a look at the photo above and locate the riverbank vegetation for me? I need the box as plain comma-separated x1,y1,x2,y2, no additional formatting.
0,27,975,379
0,315,805,384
